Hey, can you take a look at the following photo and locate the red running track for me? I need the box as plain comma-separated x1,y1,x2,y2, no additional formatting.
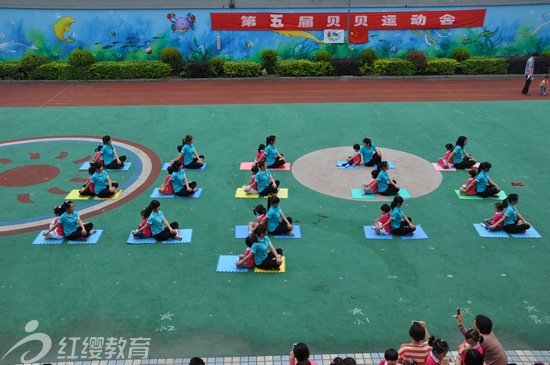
0,77,542,107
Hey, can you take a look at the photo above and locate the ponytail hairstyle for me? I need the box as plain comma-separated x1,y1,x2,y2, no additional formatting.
377,161,388,171
428,338,449,356
390,196,404,210
253,223,267,237
258,143,266,152
266,135,276,146
93,161,103,170
253,204,266,216
502,193,518,209
184,135,193,144
476,162,491,174
102,135,111,145
62,200,73,210
148,200,161,215
363,137,372,146
244,234,254,248
293,343,311,365
166,165,174,174
269,195,280,206
251,164,259,174
95,145,103,152
455,136,467,148
140,208,151,219
464,329,483,345
53,205,65,216
445,143,453,151
88,165,96,175
467,169,476,178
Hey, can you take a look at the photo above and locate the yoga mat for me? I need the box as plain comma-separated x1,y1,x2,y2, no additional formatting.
240,162,290,171
161,229,192,244
235,188,288,199
235,225,251,239
254,256,286,273
216,255,250,272
93,189,122,200
510,226,542,239
336,161,360,169
400,225,429,240
126,231,157,244
387,188,413,199
364,226,394,240
65,189,91,201
473,223,509,238
374,160,396,169
67,229,103,245
350,189,377,199
175,188,203,199
150,188,175,199
432,163,456,171
455,190,506,200
273,225,301,239
32,231,64,245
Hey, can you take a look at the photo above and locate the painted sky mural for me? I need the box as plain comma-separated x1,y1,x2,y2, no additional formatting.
0,5,548,62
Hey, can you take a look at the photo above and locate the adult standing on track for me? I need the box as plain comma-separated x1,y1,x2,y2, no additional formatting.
522,52,539,96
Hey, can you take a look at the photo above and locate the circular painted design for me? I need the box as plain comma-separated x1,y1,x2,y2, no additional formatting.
292,147,442,201
0,165,60,187
0,136,161,236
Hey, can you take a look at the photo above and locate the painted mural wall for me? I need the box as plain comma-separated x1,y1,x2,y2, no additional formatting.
0,5,548,63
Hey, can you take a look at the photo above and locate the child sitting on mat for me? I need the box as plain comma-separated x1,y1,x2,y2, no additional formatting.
481,202,504,231
235,224,283,270
242,165,259,194
158,166,175,195
459,169,477,196
91,145,104,166
44,205,65,240
248,204,267,232
386,196,416,236
362,170,380,194
254,143,266,164
79,165,96,196
373,204,392,235
438,143,454,169
133,208,153,238
237,235,255,268
338,143,361,167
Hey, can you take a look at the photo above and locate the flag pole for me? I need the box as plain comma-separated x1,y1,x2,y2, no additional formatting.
346,0,351,59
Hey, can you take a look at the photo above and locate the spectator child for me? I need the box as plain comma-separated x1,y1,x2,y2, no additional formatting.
373,204,392,235
44,205,65,240
438,143,454,169
540,75,549,96
132,208,153,238
398,321,432,365
457,329,484,364
425,339,449,365
481,203,504,231
380,349,398,365
158,166,175,195
189,358,205,365
460,170,477,196
339,144,362,167
290,342,318,365
454,313,507,365
362,170,380,194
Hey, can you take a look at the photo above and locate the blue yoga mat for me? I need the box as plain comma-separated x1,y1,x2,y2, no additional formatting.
363,226,393,240
217,255,250,272
400,225,429,240
161,229,192,244
67,229,103,244
235,225,251,239
510,226,542,239
336,161,360,170
126,231,157,244
32,231,64,245
473,223,509,238
273,225,301,239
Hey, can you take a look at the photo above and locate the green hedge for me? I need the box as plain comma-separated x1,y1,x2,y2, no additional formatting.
425,59,460,75
0,62,21,80
459,57,508,75
222,61,261,77
276,60,333,77
367,58,416,76
88,61,171,79
31,62,82,80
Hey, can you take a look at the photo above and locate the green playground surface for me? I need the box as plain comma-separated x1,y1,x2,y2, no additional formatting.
1,101,549,363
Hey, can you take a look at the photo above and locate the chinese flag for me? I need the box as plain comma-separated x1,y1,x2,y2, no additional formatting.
349,28,369,44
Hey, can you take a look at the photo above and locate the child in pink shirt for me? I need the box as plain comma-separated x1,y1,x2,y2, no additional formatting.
237,235,255,268
255,143,266,163
481,202,504,231
379,349,398,365
243,165,259,194
45,205,65,240
158,166,175,195
363,169,380,194
459,169,477,195
248,204,267,232
438,143,454,169
338,143,362,167
373,204,392,235
132,209,152,238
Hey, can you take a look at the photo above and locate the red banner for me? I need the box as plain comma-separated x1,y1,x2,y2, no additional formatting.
211,9,486,33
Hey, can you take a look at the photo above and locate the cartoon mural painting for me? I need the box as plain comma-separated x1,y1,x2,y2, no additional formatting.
273,30,324,43
411,28,449,46
53,16,75,42
0,41,37,54
523,11,550,36
167,12,196,33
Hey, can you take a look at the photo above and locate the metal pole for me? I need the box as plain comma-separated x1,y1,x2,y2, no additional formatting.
346,0,351,59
